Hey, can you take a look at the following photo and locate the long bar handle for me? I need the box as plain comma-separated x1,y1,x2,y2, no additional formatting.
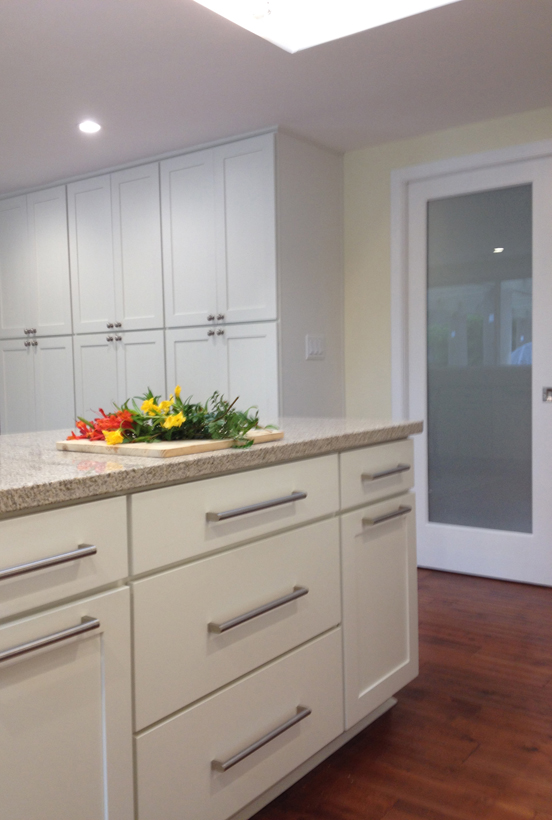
206,491,307,522
362,464,411,481
211,706,312,772
0,616,100,664
208,586,309,634
0,544,97,581
363,505,412,527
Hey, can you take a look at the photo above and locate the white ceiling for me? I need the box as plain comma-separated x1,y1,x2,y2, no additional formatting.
2,0,552,196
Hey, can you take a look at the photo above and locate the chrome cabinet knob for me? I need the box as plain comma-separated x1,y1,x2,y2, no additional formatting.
32,340,38,346
24,340,31,347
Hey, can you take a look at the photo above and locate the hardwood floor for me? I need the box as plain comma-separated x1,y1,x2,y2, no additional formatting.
251,569,552,820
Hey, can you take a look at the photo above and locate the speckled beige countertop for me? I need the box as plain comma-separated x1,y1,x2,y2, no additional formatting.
0,418,422,516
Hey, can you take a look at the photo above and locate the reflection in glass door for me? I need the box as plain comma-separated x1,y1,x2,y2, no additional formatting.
426,185,532,533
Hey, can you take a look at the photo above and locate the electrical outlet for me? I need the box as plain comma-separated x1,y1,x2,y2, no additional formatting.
305,334,326,360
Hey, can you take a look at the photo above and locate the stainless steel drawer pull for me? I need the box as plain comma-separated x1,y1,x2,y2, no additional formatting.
206,491,307,522
0,543,97,581
208,586,309,634
363,505,412,527
211,706,312,772
362,464,411,481
0,616,100,664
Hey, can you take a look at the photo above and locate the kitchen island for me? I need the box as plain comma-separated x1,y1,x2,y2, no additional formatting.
0,417,421,820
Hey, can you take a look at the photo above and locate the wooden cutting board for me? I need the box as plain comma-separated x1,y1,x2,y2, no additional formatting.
56,428,284,458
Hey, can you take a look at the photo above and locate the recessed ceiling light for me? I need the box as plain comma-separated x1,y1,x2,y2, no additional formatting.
192,0,463,53
79,120,102,134
493,248,504,253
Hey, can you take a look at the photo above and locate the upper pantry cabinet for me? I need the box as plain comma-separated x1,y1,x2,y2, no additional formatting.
161,133,277,328
68,163,164,334
0,187,72,339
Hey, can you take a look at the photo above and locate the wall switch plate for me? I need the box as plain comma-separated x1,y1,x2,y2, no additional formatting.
305,334,326,360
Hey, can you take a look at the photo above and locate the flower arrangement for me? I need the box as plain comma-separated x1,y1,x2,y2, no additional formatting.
67,387,262,447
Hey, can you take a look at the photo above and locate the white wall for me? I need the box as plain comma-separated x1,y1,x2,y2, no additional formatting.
344,105,552,418
277,133,344,417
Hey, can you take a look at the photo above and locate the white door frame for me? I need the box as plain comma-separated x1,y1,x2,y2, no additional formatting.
390,138,552,420
390,138,552,583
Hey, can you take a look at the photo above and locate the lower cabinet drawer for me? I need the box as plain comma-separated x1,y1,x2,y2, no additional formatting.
135,628,344,820
0,498,128,620
130,454,339,574
132,518,341,730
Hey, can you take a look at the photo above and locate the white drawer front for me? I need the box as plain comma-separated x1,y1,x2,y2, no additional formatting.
0,498,128,620
136,628,343,820
132,518,341,730
340,440,414,511
130,454,339,574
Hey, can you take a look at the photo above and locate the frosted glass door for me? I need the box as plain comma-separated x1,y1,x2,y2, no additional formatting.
426,185,532,533
407,156,552,585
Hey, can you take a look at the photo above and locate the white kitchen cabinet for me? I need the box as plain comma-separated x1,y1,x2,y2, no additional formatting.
68,164,163,334
0,586,133,820
74,330,165,417
161,133,277,328
0,336,74,433
0,187,71,339
165,321,278,424
341,492,418,729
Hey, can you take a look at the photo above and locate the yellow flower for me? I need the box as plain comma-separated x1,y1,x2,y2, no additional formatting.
162,412,186,429
103,429,124,445
174,385,181,399
141,398,160,416
158,399,173,413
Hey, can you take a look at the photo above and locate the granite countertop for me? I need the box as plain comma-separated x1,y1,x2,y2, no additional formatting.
0,418,422,516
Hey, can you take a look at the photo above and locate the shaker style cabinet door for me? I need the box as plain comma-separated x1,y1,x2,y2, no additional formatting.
0,188,71,340
214,134,277,324
165,326,223,403
0,196,30,339
68,175,117,334
117,330,166,401
341,493,419,729
0,339,35,432
28,187,72,336
0,587,133,820
74,334,119,418
161,149,218,328
34,336,75,431
224,321,279,425
111,164,164,331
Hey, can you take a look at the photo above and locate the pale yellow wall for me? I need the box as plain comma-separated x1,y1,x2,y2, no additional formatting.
344,105,552,418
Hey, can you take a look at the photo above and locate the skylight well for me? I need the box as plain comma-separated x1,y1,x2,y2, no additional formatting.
192,0,463,53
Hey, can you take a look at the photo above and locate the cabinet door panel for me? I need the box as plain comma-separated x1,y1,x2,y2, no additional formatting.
224,321,279,425
165,327,223,403
0,340,35,432
73,335,118,418
28,187,72,336
34,336,75,431
0,196,30,338
0,588,133,820
161,151,217,327
68,176,116,334
118,330,165,401
341,493,418,729
215,135,277,323
112,164,163,330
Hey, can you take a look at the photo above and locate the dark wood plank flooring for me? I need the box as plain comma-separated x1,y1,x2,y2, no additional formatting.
251,569,552,820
